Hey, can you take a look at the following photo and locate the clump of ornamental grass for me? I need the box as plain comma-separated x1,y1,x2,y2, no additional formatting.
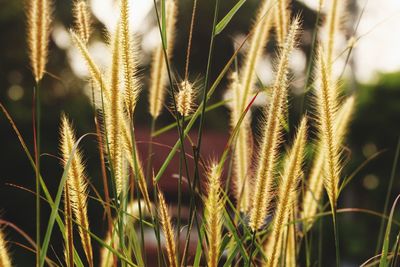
301,96,355,229
264,117,307,267
249,17,301,231
0,229,12,267
204,163,224,267
59,114,93,266
27,0,51,82
149,0,178,119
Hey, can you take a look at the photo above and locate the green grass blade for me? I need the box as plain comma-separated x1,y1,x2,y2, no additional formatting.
215,0,246,35
379,194,400,267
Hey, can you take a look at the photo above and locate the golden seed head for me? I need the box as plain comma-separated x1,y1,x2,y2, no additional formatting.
264,117,307,267
158,191,178,267
0,229,12,267
27,0,52,82
149,0,178,118
60,114,93,265
205,163,223,267
274,0,291,46
249,17,301,231
176,80,194,117
73,1,91,44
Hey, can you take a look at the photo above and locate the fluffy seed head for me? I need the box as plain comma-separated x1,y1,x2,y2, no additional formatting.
205,163,224,267
176,80,194,117
27,0,51,82
158,191,178,267
228,72,253,211
60,114,93,266
149,0,178,118
120,0,141,117
240,0,274,111
314,47,340,210
274,0,291,46
264,117,307,267
73,1,91,44
301,96,354,229
249,17,301,231
0,229,12,267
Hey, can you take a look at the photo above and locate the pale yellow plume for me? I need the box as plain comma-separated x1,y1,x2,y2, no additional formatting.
149,0,178,118
0,229,12,267
205,164,224,267
60,115,93,266
176,80,195,117
27,0,51,82
249,18,301,231
274,0,291,46
301,96,355,229
158,191,178,267
73,1,91,44
228,72,252,211
264,117,307,267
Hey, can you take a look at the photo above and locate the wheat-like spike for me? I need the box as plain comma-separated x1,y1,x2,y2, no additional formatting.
264,117,307,267
205,163,224,267
301,96,355,229
70,30,111,101
105,25,126,196
249,18,301,231
0,229,12,267
158,191,178,267
274,0,291,47
240,0,273,111
314,47,340,212
323,0,346,71
27,0,51,82
228,72,253,212
60,115,93,267
120,0,140,117
73,1,91,44
176,80,195,117
149,0,177,118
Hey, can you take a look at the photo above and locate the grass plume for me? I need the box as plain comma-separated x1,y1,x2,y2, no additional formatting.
314,47,340,212
205,163,224,267
120,0,140,117
60,114,93,266
158,191,178,267
73,0,91,44
301,96,355,229
249,17,301,231
228,72,253,211
239,0,273,110
27,0,51,82
149,0,177,118
274,0,291,47
0,229,12,267
264,117,307,267
176,80,195,117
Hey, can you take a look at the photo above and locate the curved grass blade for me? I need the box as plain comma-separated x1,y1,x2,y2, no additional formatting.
215,0,246,35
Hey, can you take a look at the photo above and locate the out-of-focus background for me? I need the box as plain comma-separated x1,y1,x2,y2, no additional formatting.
0,0,399,266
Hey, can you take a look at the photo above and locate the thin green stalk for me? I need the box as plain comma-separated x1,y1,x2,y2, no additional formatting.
146,118,156,181
33,82,41,267
247,231,257,267
177,114,185,264
376,137,400,254
332,206,340,267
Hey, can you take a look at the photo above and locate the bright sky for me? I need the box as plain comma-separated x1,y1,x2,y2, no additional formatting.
63,0,400,84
